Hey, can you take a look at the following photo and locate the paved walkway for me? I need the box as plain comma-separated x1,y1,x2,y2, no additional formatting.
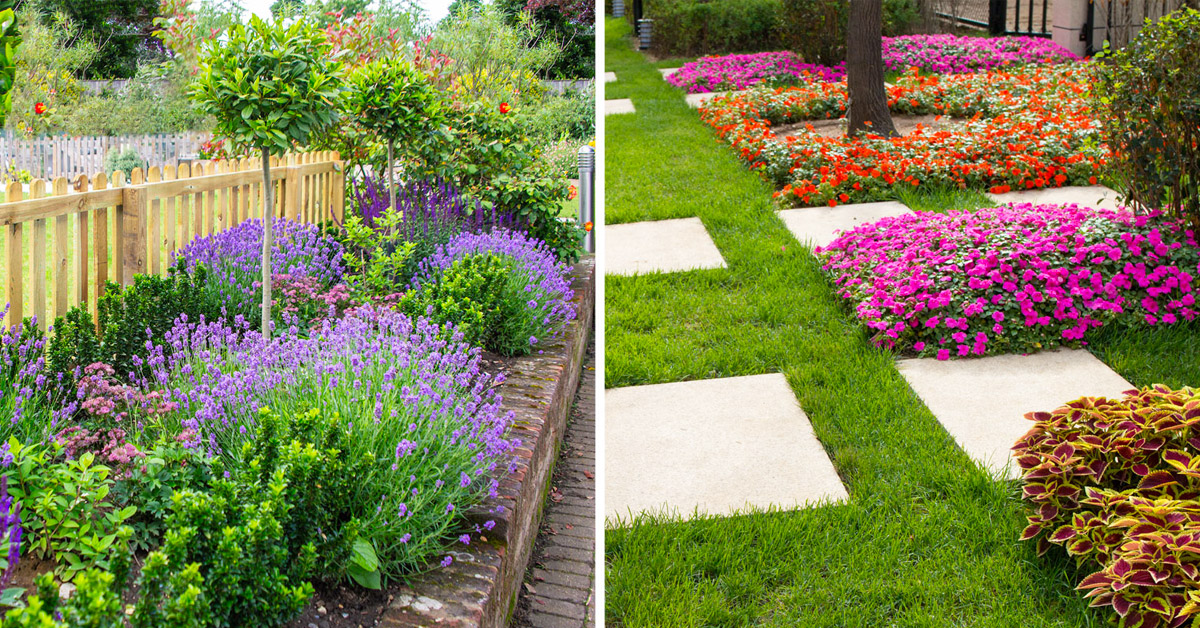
512,337,596,628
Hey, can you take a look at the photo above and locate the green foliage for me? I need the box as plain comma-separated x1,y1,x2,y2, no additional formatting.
167,467,315,626
102,146,146,179
779,0,844,65
1094,7,1200,228
7,5,96,137
403,253,554,355
112,440,213,553
526,88,594,142
496,0,594,79
48,264,213,382
191,15,344,155
62,67,211,136
1,532,211,627
1014,386,1200,627
340,207,418,297
0,5,19,127
231,406,372,583
647,0,783,58
408,100,582,261
30,0,161,79
5,441,136,582
345,60,444,148
432,6,558,106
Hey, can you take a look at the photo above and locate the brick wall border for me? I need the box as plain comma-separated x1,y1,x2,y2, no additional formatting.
380,255,596,628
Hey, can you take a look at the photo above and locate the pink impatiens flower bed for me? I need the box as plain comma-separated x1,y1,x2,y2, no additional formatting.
667,51,846,94
817,203,1199,359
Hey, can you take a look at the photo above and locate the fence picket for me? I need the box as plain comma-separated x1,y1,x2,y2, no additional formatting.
53,177,69,320
29,180,46,329
4,181,21,328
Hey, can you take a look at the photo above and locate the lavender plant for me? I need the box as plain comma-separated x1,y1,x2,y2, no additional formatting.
141,307,516,578
173,218,345,328
409,229,576,356
0,309,67,445
0,475,23,607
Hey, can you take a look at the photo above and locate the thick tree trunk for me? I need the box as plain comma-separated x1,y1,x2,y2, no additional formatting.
261,148,273,339
847,0,897,138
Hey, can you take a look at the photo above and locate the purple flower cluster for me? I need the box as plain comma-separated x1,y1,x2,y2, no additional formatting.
818,203,1199,359
668,51,846,94
416,229,577,347
0,309,65,443
141,306,517,573
173,218,345,323
881,34,1080,74
352,176,518,238
0,476,19,592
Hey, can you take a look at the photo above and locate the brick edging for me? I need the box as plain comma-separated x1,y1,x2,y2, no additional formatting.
379,255,597,628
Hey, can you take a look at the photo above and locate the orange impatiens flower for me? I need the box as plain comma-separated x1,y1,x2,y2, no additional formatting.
583,221,593,232
499,102,510,114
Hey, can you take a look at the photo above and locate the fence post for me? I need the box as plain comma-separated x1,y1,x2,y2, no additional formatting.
284,154,300,221
332,157,345,225
121,172,148,285
578,145,595,254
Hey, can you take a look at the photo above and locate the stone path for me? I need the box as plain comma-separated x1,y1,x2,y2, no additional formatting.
606,373,848,522
512,338,596,628
604,71,617,83
897,349,1134,479
605,99,635,116
606,217,726,276
989,185,1123,210
658,67,680,78
777,201,913,249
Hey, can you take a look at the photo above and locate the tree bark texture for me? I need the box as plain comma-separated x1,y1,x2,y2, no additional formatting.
260,147,273,339
847,0,898,138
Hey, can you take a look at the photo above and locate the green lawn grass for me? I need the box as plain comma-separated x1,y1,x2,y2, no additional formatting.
603,16,1195,627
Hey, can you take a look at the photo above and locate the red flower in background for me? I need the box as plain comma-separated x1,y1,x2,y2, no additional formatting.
33,102,45,115
567,184,577,200
499,102,511,114
584,221,593,232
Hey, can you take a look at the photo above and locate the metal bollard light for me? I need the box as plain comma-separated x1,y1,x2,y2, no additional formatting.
638,18,652,50
578,144,595,254
613,0,624,17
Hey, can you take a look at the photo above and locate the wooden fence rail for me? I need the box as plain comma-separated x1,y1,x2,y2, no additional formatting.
0,151,344,330
0,132,210,181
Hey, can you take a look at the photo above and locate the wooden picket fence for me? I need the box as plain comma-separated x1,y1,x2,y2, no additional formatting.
0,151,345,330
0,132,210,180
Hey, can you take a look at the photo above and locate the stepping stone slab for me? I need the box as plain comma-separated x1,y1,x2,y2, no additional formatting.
659,67,680,78
605,99,635,116
605,373,848,521
604,71,617,83
777,201,913,249
988,185,1123,211
605,217,726,276
897,349,1134,480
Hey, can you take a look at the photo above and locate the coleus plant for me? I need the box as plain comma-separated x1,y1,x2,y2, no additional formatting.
1014,386,1200,627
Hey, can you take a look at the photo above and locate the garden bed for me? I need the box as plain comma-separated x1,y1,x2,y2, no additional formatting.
278,257,595,628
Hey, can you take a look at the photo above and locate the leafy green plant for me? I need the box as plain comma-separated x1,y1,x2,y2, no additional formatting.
402,253,508,350
112,440,213,553
0,2,20,126
344,59,445,215
5,440,136,582
191,14,344,337
1094,7,1200,228
340,207,418,298
1014,386,1200,627
103,146,146,179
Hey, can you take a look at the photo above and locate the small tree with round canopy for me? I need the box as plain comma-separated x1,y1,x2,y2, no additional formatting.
190,15,344,337
344,59,445,217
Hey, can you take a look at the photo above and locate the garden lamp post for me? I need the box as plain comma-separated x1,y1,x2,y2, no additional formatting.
578,144,594,254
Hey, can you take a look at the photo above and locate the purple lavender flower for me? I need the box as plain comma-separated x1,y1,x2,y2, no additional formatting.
0,476,21,591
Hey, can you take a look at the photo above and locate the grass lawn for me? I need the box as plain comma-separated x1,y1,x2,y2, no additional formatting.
603,16,1196,627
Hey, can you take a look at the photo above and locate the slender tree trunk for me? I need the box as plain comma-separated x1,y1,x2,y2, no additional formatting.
847,0,898,138
260,147,273,338
387,137,395,216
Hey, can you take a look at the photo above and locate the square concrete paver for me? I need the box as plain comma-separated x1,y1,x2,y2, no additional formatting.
605,99,635,116
989,185,1123,210
606,217,726,276
777,201,913,249
658,67,680,79
604,71,617,83
897,349,1134,479
606,373,849,521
